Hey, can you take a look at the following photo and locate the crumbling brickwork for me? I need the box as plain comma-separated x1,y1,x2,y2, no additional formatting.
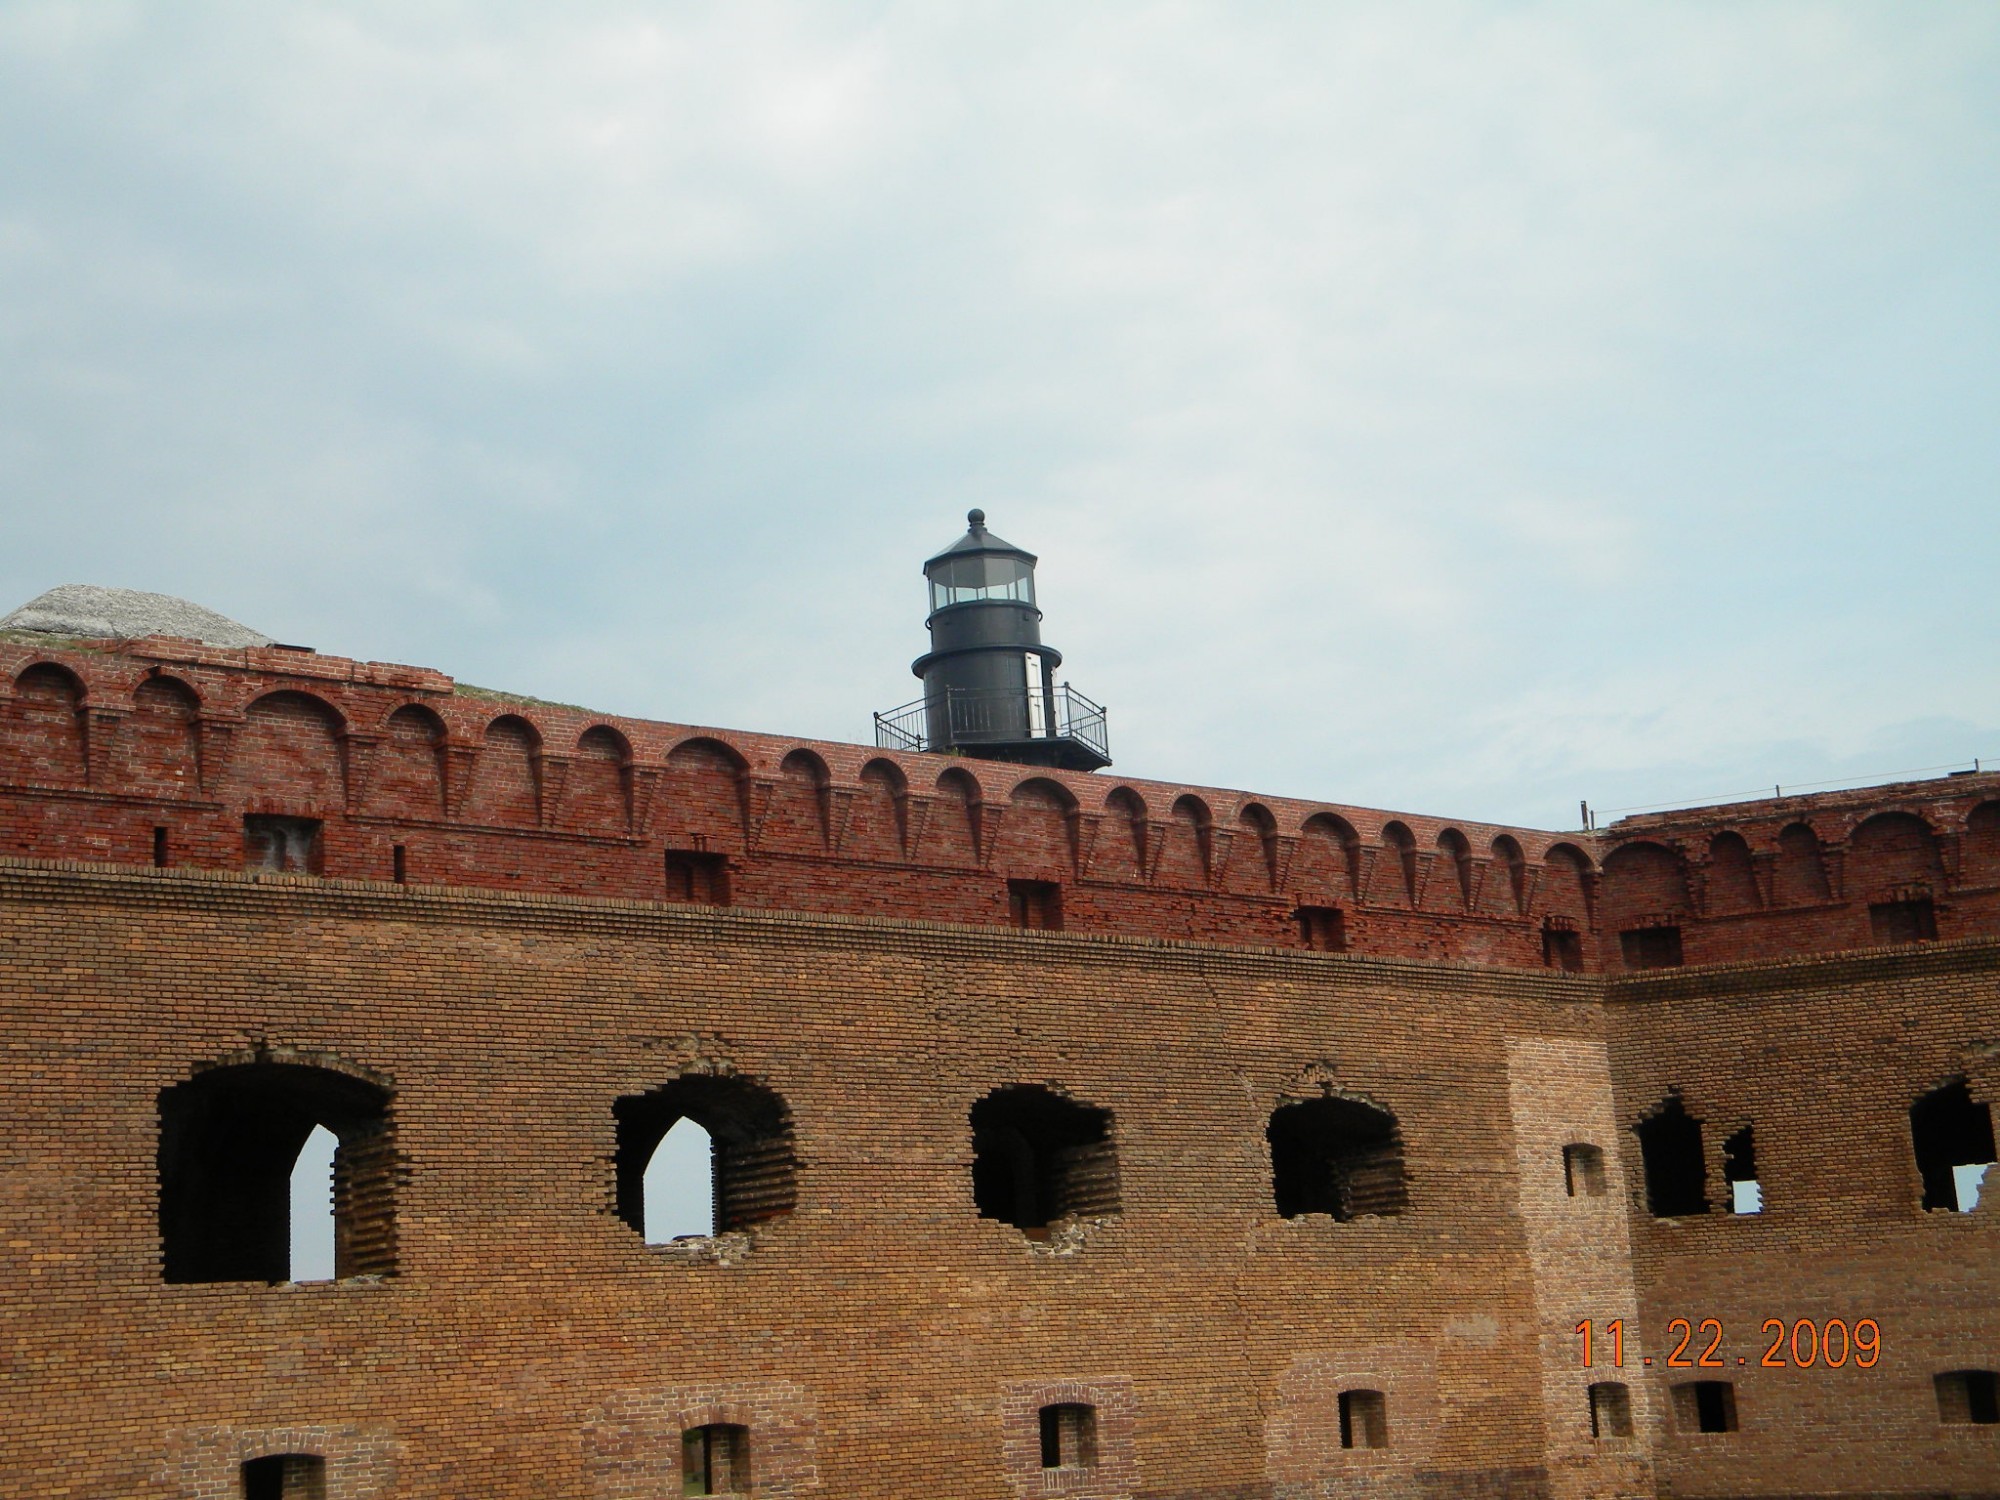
1,630,1995,1497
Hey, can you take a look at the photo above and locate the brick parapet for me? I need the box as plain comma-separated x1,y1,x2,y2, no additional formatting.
8,633,2000,976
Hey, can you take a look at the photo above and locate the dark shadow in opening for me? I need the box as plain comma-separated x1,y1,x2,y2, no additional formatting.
159,1063,395,1284
1268,1096,1408,1220
1634,1093,1708,1217
970,1085,1119,1234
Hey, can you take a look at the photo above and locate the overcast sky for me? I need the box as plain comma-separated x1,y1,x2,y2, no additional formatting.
4,3,1997,830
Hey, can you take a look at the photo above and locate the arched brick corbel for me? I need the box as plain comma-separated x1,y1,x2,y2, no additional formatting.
535,752,571,829
1519,863,1545,917
1074,811,1103,878
975,800,1005,868
1411,848,1440,907
441,740,480,818
1144,819,1171,883
1820,840,1847,901
1750,849,1778,909
823,785,856,854
195,713,244,796
1355,844,1383,904
339,730,380,815
628,762,664,834
82,705,126,788
744,776,778,848
900,791,931,862
732,763,756,848
1265,832,1296,895
1937,828,1965,889
1204,825,1236,888
1466,856,1492,911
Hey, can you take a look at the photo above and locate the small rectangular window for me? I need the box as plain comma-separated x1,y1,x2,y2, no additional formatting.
1672,1380,1737,1434
392,844,407,884
1008,878,1062,931
1936,1369,2000,1425
243,815,323,874
681,1423,750,1496
1871,898,1937,944
664,851,729,905
241,1454,326,1500
153,826,169,868
1296,905,1347,952
1338,1388,1387,1449
1588,1382,1632,1439
1563,1143,1607,1198
1542,926,1583,971
1620,925,1683,970
1038,1403,1097,1470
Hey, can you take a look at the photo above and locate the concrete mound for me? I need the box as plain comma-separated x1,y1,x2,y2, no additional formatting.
0,584,274,649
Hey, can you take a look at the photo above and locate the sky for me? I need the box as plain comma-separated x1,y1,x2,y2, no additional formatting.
4,2,1998,832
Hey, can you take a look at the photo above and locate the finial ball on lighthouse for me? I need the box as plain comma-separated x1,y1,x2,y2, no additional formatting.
967,509,985,529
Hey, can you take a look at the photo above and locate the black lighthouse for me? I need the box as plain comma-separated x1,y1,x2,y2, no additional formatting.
874,511,1110,771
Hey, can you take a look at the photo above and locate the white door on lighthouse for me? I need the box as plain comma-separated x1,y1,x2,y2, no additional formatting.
1023,653,1047,737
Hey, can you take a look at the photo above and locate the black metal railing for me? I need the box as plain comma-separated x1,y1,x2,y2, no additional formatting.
874,684,1109,762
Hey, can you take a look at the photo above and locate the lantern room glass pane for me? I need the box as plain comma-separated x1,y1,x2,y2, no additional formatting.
929,555,1035,610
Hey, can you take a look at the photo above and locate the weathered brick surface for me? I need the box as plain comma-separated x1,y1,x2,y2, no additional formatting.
1603,949,2000,1496
1,633,1996,1497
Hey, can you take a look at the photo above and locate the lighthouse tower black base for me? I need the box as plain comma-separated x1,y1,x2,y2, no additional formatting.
874,511,1110,772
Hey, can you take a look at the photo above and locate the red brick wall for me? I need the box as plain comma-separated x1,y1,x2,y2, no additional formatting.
3,861,1605,1498
1603,947,2000,1495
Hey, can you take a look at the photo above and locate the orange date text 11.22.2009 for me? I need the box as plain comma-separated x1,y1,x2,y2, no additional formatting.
1575,1318,1881,1370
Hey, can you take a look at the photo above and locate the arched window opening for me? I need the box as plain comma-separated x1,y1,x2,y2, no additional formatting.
1588,1382,1632,1439
1563,1143,1606,1198
1338,1389,1387,1449
1671,1380,1737,1434
614,1075,795,1242
1936,1370,2000,1426
241,1454,326,1500
1268,1097,1408,1220
1910,1079,1996,1213
1723,1126,1762,1215
1634,1093,1708,1218
681,1423,750,1496
159,1063,396,1284
288,1125,338,1281
1038,1403,1097,1470
641,1117,715,1242
969,1085,1119,1236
